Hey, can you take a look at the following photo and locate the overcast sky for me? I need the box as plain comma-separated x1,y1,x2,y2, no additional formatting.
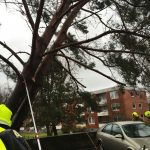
0,4,118,92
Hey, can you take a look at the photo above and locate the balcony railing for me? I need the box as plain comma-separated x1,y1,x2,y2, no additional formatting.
97,111,108,116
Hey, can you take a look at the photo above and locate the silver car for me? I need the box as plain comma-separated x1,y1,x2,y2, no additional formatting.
96,121,150,150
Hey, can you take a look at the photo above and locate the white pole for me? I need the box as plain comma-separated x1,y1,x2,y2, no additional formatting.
24,79,42,150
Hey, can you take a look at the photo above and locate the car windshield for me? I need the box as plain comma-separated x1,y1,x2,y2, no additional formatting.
122,123,150,138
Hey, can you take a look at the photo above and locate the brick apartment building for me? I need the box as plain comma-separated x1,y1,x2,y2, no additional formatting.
86,85,149,129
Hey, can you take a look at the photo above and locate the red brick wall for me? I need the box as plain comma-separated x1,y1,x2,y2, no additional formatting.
85,112,99,128
122,90,148,120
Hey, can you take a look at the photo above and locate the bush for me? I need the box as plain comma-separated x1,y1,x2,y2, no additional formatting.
61,124,70,134
72,127,87,133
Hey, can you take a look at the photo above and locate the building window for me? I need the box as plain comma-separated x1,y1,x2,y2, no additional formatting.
139,103,142,109
112,103,120,111
110,91,119,99
132,103,136,109
98,93,106,101
130,91,134,97
88,117,95,124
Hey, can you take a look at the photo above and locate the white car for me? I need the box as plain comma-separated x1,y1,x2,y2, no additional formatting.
96,121,150,150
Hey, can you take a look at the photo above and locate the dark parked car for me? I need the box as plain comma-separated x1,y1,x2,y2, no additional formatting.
96,121,150,150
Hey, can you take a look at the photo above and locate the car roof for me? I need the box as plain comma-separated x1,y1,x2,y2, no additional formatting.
110,121,143,126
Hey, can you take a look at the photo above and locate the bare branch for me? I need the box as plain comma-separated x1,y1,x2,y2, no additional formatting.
0,54,22,80
57,54,126,86
0,41,25,65
8,51,30,60
81,8,115,30
75,45,150,56
78,47,116,67
22,0,34,29
58,50,86,88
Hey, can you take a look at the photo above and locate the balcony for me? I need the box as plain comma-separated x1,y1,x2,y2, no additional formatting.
98,100,107,106
97,111,108,116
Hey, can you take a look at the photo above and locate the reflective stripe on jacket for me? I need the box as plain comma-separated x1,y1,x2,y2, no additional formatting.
0,127,6,150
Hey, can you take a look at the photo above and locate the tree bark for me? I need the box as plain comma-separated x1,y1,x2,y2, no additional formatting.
46,124,51,136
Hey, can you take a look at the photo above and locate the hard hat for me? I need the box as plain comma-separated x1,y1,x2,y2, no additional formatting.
0,104,12,127
132,112,139,118
144,111,150,118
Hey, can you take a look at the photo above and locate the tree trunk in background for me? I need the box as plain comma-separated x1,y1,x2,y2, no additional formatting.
46,124,51,136
52,123,58,136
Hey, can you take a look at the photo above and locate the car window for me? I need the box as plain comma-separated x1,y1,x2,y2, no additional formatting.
112,124,122,136
102,124,112,134
122,123,150,138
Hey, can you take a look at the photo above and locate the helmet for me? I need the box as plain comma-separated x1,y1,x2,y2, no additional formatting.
132,112,139,118
0,104,12,127
144,111,150,118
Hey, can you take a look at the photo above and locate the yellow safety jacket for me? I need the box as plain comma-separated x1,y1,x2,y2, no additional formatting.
0,126,31,150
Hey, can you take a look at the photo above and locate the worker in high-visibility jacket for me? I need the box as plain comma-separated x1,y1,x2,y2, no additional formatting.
143,111,150,125
0,104,31,150
132,112,143,121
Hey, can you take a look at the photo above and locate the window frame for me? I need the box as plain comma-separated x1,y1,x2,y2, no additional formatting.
88,116,95,125
132,103,136,109
110,91,119,99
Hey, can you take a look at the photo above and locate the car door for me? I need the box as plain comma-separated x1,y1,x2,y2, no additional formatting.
100,123,129,150
110,124,129,150
99,123,114,150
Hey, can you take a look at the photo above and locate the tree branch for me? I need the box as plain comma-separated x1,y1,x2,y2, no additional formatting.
0,41,25,65
0,54,22,80
81,8,115,30
42,29,150,55
41,0,71,46
75,45,150,56
78,47,116,67
8,51,30,60
58,51,86,88
22,0,34,29
57,54,126,86
30,0,45,62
